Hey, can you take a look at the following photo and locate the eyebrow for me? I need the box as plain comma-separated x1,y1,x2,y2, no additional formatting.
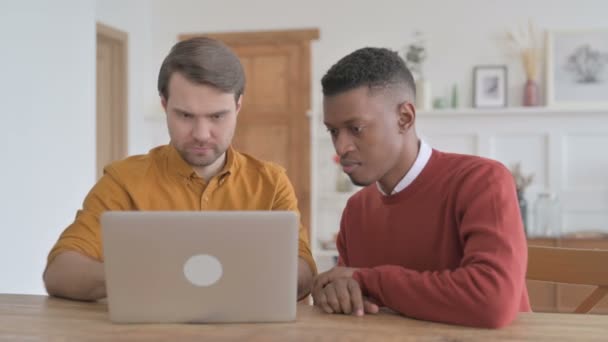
173,108,231,117
324,118,362,127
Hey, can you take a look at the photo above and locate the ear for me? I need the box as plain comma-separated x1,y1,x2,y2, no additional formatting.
160,94,168,113
397,101,416,133
235,94,243,116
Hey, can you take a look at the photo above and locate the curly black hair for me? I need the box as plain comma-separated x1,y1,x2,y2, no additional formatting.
321,47,415,98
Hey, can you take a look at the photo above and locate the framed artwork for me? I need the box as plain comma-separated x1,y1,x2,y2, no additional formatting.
546,29,608,108
473,65,508,108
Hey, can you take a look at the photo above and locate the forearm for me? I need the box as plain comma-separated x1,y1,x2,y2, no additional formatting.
43,251,106,301
297,257,314,300
353,264,522,328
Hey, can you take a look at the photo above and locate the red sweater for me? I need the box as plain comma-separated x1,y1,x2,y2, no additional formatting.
341,150,531,328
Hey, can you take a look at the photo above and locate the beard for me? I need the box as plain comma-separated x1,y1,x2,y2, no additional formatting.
177,142,226,168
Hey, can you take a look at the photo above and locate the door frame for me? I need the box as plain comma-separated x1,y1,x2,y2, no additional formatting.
96,22,128,178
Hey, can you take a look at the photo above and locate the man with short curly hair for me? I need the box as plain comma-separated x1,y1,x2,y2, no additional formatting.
312,47,530,328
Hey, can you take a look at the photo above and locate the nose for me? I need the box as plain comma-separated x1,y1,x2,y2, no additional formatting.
191,118,211,142
333,131,355,157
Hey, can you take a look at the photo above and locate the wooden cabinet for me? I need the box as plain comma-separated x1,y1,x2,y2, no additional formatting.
527,237,608,313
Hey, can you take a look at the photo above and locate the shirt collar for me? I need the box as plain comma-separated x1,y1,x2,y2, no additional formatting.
377,140,432,196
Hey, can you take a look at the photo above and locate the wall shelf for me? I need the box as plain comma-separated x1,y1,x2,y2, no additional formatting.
311,107,608,121
417,107,608,117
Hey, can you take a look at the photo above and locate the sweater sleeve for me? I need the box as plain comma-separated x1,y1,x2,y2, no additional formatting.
352,163,528,328
336,202,350,267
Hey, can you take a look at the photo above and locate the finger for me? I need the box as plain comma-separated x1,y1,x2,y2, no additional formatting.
347,280,364,316
315,267,345,290
334,280,352,315
363,298,379,314
312,272,329,292
324,283,342,313
313,289,333,314
312,275,325,294
311,286,322,308
311,274,320,291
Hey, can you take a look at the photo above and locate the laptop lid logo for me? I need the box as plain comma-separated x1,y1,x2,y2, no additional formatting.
183,254,223,287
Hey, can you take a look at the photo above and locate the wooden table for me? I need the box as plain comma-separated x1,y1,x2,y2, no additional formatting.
1,294,607,341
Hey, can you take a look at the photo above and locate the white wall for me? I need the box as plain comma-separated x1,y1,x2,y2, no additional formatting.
142,0,608,119
0,0,96,294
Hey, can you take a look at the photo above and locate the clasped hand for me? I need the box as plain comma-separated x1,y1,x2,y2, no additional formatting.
311,267,379,316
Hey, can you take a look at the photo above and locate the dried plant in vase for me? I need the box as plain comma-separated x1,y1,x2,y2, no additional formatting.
510,162,534,194
507,20,541,106
509,162,534,232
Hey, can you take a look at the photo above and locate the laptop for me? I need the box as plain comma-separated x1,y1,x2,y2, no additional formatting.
101,211,298,323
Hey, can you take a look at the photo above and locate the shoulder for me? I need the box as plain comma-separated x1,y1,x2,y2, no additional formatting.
431,151,515,205
433,150,512,183
103,145,167,180
233,149,288,182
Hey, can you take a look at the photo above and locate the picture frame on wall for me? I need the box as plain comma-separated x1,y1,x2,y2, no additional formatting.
473,65,508,108
546,28,608,108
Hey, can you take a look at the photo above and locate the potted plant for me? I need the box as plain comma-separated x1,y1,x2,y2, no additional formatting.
402,31,431,110
509,162,534,234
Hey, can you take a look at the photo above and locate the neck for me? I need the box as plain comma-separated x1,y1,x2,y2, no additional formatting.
378,137,420,194
194,152,226,181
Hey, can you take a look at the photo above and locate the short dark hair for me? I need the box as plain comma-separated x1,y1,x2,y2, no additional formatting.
158,37,245,101
321,47,415,99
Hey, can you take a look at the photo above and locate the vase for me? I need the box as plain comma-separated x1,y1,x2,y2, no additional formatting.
450,84,459,108
533,192,563,238
517,190,529,236
523,79,539,106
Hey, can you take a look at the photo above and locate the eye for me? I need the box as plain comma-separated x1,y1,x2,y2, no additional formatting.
350,126,363,135
326,128,339,138
179,112,193,119
211,113,224,120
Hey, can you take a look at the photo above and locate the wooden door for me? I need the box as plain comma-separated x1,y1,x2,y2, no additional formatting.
180,29,318,235
96,23,128,179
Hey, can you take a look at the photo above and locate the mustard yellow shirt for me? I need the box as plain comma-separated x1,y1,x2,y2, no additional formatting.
48,145,316,274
